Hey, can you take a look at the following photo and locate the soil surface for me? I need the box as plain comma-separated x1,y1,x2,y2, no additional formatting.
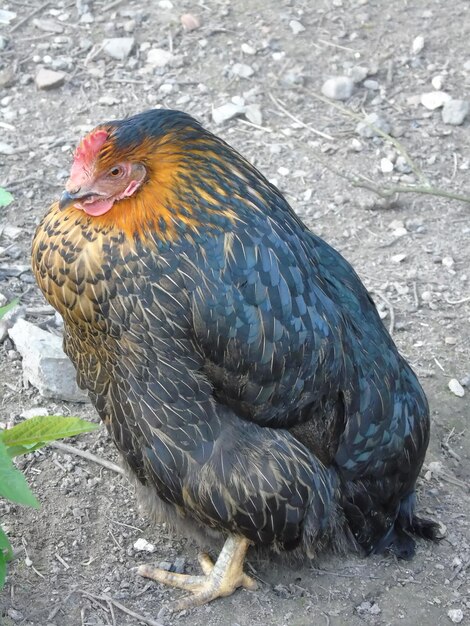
1,1,469,625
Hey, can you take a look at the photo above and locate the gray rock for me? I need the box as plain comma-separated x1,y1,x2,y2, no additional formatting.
356,112,391,138
442,99,469,125
8,319,88,402
321,76,354,100
146,48,173,67
35,68,66,90
103,37,135,61
212,102,244,124
0,35,7,51
232,63,254,79
420,90,451,110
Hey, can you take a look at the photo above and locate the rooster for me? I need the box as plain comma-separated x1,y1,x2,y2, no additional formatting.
32,109,438,610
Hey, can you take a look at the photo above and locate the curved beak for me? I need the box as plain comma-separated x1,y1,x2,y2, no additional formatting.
59,189,99,210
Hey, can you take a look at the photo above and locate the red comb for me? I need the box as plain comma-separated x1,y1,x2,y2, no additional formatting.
68,129,108,188
73,129,108,167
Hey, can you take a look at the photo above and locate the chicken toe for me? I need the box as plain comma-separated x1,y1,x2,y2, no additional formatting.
138,536,257,610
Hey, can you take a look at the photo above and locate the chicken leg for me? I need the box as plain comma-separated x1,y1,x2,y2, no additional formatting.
138,535,257,611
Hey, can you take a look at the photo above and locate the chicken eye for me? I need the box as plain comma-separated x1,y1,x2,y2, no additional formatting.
109,166,123,177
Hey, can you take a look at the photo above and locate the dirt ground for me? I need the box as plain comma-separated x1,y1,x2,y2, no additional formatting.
1,0,469,624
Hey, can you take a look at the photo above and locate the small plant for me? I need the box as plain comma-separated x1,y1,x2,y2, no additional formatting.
0,415,99,588
0,187,14,208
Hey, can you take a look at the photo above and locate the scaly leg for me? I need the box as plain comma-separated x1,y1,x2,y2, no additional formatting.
138,535,257,610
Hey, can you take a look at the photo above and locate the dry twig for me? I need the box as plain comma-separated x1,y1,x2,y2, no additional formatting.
50,441,125,475
10,1,50,33
269,93,335,141
81,590,164,626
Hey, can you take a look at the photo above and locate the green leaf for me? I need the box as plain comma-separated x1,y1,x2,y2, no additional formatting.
1,415,99,454
0,440,39,508
0,526,13,562
0,298,19,320
0,551,6,590
0,188,13,208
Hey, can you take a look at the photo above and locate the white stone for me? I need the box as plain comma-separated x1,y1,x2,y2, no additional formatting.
420,91,451,110
20,407,50,418
431,75,444,90
442,256,454,268
102,37,135,61
146,48,174,67
134,538,156,552
232,63,254,78
447,609,464,624
448,379,465,398
8,319,88,403
289,20,305,35
35,68,66,90
411,35,425,54
442,100,469,126
243,103,263,126
0,142,14,155
321,76,354,101
212,102,244,124
241,43,256,55
380,157,394,173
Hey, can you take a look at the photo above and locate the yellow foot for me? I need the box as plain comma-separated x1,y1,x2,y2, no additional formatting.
138,536,257,611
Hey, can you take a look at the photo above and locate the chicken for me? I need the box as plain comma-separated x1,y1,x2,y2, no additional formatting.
32,109,438,610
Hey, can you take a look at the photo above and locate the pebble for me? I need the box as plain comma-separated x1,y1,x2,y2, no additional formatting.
232,63,254,78
356,112,391,138
391,253,407,263
133,538,156,552
411,35,425,54
244,103,263,126
8,319,89,402
180,13,200,31
442,99,469,126
20,407,50,419
102,37,135,61
364,79,380,90
212,102,244,124
432,75,444,90
0,35,6,50
448,379,465,398
0,68,15,88
35,68,66,90
241,43,256,55
380,157,394,173
447,609,464,624
146,48,174,67
289,20,305,35
348,65,369,84
420,91,451,110
32,18,64,33
321,76,354,100
442,256,455,268
0,142,15,155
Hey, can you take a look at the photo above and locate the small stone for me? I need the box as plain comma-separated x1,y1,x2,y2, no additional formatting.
364,79,380,90
442,100,469,126
35,68,66,90
442,256,454,268
232,63,254,78
278,166,289,176
158,0,173,7
102,37,135,61
448,379,465,398
420,91,451,110
8,319,88,402
0,142,14,155
411,35,425,54
444,336,457,346
0,9,17,25
32,18,64,33
289,20,305,35
133,538,156,552
244,103,263,126
348,65,369,84
380,157,394,173
180,13,200,31
99,95,120,105
20,407,50,418
447,609,464,624
321,76,354,100
0,67,15,88
0,36,7,50
241,43,256,55
212,102,244,124
432,75,444,90
173,557,186,574
146,48,174,67
391,254,407,263
356,112,391,138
